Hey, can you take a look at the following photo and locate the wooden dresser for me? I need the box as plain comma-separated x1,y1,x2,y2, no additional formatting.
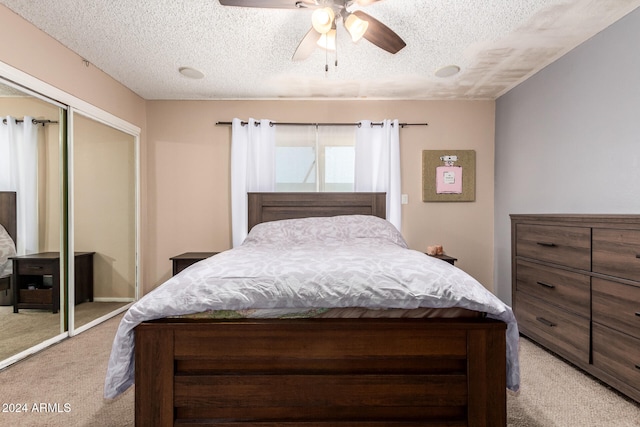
511,214,640,403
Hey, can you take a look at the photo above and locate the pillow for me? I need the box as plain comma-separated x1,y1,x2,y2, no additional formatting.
243,214,408,248
0,224,16,276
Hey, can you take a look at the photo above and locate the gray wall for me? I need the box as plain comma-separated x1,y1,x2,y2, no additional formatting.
494,7,640,304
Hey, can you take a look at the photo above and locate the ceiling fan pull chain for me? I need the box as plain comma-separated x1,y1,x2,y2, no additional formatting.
335,26,338,69
325,47,329,74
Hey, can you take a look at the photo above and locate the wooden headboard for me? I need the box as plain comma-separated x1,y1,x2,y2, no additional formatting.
248,192,386,231
0,191,17,244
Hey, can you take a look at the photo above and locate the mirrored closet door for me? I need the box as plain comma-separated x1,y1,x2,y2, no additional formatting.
0,70,140,366
70,112,137,332
0,80,65,363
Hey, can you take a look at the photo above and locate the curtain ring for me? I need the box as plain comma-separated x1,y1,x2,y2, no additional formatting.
269,122,275,127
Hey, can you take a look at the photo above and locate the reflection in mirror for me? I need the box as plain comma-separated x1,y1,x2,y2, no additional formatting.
72,113,136,330
0,80,64,363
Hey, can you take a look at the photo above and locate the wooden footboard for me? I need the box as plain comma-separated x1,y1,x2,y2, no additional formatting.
135,318,506,427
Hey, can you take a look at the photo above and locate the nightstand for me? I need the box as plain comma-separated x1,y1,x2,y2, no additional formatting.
11,251,95,313
170,252,219,276
427,254,457,265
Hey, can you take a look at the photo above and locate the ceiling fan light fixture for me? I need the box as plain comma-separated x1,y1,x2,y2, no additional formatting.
344,13,369,42
317,28,337,51
312,7,335,34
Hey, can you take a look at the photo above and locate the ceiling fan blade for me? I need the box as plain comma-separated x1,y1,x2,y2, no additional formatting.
292,27,321,61
352,10,406,54
219,0,315,8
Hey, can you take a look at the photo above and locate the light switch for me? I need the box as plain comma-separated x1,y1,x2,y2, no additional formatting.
401,194,408,204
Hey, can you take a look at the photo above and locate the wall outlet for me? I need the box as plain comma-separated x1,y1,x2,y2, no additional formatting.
401,194,409,204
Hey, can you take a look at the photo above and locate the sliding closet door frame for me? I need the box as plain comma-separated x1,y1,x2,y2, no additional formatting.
0,75,69,368
0,61,141,339
67,108,140,336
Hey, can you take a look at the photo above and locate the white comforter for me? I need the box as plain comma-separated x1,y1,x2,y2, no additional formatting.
104,215,520,398
0,224,16,277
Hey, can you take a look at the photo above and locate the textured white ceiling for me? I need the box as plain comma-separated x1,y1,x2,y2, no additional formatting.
1,0,639,100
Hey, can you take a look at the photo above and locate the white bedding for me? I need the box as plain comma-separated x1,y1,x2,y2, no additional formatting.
0,224,16,277
104,214,520,398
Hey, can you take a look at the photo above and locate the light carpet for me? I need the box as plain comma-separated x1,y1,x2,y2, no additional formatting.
508,338,640,427
0,313,639,426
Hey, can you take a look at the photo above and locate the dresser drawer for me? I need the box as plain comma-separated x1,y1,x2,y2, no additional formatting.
593,323,640,393
592,228,640,281
515,259,589,317
515,224,590,270
15,259,56,275
19,288,52,304
592,278,640,340
515,292,589,364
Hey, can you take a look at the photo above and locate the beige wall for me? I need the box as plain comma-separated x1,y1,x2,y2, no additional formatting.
146,100,496,293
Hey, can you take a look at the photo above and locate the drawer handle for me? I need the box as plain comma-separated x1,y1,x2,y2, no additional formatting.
536,317,557,327
537,281,556,289
27,266,43,270
636,365,640,371
635,312,640,317
636,254,640,259
536,242,557,247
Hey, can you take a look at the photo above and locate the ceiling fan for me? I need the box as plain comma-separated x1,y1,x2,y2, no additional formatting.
218,0,406,61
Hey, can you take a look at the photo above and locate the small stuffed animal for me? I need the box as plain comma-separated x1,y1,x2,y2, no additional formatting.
427,245,444,256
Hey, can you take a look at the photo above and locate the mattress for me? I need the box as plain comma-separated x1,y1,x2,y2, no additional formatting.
174,306,484,320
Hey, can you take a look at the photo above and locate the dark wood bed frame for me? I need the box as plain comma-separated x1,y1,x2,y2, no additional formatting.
0,191,17,292
135,192,507,426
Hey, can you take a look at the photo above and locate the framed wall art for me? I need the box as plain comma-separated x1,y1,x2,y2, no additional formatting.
422,150,476,202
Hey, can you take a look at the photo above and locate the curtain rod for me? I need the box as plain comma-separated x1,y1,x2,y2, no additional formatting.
2,118,59,126
215,121,427,128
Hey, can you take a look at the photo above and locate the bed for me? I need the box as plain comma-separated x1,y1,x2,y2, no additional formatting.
105,192,519,427
0,192,17,293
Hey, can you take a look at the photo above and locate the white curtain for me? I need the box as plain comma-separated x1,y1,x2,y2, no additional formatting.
0,116,39,255
230,118,276,247
354,119,402,231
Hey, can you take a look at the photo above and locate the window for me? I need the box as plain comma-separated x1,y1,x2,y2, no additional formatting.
275,125,356,192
